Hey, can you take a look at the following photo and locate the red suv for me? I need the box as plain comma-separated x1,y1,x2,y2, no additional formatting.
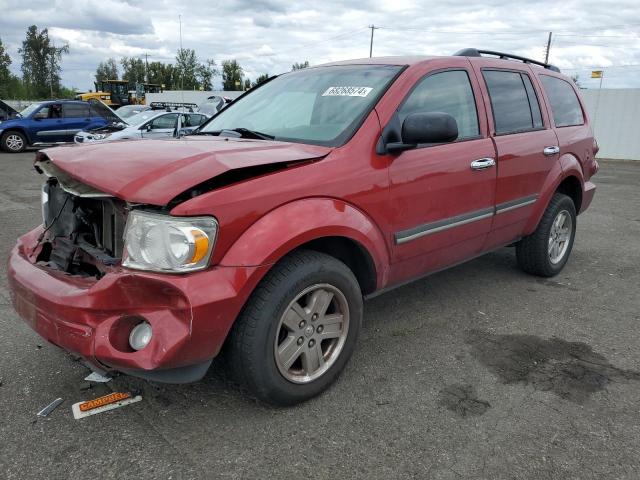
8,49,598,405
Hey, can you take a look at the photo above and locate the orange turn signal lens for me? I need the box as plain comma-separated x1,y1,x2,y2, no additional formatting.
189,229,209,264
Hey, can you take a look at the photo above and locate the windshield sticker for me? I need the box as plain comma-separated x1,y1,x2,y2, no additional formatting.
322,86,373,97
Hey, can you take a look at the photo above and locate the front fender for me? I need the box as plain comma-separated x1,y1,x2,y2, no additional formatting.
524,154,584,234
219,198,390,289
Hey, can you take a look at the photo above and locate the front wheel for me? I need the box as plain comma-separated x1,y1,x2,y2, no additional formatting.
228,250,363,406
516,193,577,277
1,131,27,153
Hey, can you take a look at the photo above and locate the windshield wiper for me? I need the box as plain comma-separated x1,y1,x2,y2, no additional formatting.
229,127,275,140
190,128,275,140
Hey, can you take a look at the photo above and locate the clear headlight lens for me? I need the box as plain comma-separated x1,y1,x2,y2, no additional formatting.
123,210,218,273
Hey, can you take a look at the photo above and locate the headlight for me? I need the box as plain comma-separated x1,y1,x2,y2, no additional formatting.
122,210,218,273
91,133,109,140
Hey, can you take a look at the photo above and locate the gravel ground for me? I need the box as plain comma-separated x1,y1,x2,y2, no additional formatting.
0,151,639,479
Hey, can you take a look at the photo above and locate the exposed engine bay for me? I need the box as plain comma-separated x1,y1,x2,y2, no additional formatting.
35,156,128,278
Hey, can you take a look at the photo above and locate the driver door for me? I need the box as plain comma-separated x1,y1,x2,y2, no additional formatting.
388,68,497,282
31,103,66,143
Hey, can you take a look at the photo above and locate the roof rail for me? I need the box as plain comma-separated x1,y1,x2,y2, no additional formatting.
454,48,561,73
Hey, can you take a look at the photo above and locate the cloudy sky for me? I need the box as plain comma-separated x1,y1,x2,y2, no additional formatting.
1,0,639,90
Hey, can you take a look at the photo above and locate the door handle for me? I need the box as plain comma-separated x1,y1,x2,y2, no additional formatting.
543,146,560,156
470,158,496,170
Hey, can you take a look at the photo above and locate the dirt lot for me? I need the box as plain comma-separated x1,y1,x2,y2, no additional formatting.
0,151,639,480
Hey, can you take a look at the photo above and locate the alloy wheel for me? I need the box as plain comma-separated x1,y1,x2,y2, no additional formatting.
6,134,24,151
274,283,350,384
548,209,573,264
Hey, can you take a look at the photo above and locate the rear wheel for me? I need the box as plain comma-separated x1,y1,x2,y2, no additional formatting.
1,131,27,153
516,193,577,277
228,250,363,406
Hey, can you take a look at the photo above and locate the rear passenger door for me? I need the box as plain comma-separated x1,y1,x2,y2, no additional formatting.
62,103,91,140
388,68,497,277
472,65,559,249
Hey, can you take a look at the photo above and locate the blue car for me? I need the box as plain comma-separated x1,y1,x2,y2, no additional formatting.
0,100,111,153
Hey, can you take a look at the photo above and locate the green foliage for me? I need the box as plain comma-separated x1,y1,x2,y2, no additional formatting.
292,61,309,71
95,58,119,84
176,48,199,89
120,57,145,84
222,59,243,90
254,73,270,87
196,59,218,90
19,25,69,98
147,61,177,89
0,37,11,98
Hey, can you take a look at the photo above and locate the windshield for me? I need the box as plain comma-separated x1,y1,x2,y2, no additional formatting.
200,64,401,146
127,111,158,126
117,105,149,119
20,103,43,117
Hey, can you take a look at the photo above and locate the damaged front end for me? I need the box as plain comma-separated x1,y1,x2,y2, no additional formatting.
35,155,128,278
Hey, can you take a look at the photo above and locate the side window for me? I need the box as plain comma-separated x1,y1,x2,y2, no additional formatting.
482,70,543,135
63,103,90,118
149,113,178,129
398,70,479,139
521,75,543,129
49,103,63,119
539,75,584,127
33,106,50,119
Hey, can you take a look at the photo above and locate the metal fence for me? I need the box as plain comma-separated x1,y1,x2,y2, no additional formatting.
581,89,640,160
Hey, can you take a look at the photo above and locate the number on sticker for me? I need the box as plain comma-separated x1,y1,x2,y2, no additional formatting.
322,86,373,97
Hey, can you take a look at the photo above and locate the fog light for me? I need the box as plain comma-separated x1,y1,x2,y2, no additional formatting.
129,322,152,351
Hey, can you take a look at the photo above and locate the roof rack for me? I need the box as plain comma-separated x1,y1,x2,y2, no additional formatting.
454,48,561,73
148,101,199,112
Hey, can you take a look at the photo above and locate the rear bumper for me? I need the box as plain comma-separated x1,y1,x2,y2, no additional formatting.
580,180,597,214
8,227,269,382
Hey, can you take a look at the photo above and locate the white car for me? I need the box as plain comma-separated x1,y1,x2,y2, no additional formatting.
74,110,209,143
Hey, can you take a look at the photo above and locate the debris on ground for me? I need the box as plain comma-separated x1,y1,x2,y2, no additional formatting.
84,371,112,383
72,392,142,420
37,398,64,417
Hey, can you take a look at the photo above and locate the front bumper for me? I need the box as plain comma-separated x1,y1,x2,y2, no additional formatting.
8,227,269,382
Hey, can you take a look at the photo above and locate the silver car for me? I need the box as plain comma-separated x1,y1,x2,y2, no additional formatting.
74,110,209,143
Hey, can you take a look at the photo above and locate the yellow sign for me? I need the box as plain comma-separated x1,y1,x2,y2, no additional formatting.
591,70,603,79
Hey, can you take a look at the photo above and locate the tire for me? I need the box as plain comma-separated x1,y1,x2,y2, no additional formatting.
228,250,363,406
1,131,27,153
516,193,577,277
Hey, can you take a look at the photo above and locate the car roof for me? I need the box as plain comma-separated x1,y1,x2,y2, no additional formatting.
315,55,565,77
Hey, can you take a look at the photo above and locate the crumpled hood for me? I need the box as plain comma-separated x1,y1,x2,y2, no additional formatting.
42,137,332,205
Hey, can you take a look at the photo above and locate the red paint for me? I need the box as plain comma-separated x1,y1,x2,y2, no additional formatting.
9,55,596,379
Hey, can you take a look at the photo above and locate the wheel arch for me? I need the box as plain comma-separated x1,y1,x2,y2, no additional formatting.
1,127,30,144
218,197,390,293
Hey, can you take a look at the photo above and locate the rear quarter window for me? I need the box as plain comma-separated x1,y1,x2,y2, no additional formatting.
539,75,584,127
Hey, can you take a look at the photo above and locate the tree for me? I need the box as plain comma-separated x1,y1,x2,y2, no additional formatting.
147,61,177,89
292,61,309,71
222,59,243,90
0,37,11,98
243,78,252,90
176,48,199,90
196,59,218,90
19,25,69,98
254,73,270,87
120,57,145,84
95,58,119,85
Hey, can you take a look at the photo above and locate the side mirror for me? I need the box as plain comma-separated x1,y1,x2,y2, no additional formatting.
386,112,458,153
144,124,152,132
